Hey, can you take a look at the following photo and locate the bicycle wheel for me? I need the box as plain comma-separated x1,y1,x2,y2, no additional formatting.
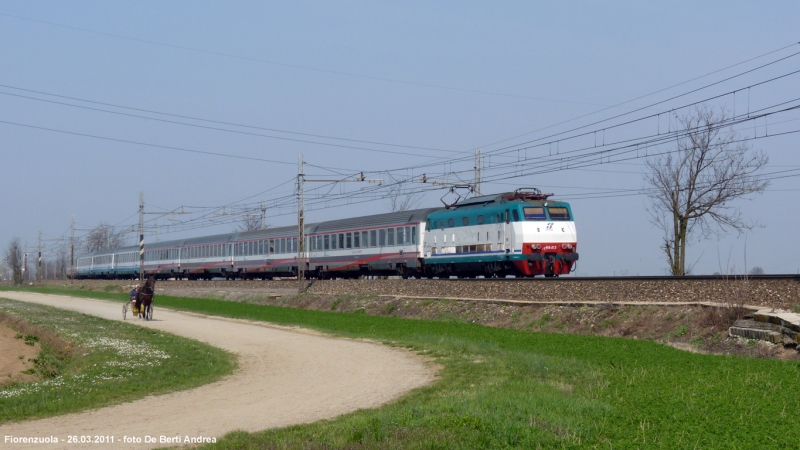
145,305,153,321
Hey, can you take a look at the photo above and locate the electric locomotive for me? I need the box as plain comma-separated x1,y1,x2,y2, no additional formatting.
422,188,577,277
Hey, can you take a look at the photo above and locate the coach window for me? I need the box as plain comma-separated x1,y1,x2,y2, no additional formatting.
462,217,469,226
323,234,330,250
396,227,403,245
388,228,395,246
448,218,454,227
411,226,416,244
267,240,273,254
346,232,352,249
404,226,410,244
361,231,368,248
379,229,386,246
370,230,377,247
292,238,297,252
477,215,484,224
353,232,360,248
512,210,520,222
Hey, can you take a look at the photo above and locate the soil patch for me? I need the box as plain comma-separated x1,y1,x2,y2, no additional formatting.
0,325,40,386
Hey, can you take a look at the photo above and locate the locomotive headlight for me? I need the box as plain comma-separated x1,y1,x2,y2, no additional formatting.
561,244,567,249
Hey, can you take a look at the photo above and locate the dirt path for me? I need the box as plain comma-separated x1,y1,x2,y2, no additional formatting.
0,292,434,449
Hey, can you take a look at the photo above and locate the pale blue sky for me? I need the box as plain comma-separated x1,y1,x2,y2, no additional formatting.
1,1,799,275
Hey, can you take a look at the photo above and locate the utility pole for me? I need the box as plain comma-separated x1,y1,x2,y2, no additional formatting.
70,215,75,283
297,158,381,293
139,191,144,281
297,154,305,294
37,230,42,282
22,239,27,282
137,193,187,281
474,148,482,196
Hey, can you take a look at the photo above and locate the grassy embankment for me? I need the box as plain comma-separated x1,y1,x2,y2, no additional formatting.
0,296,235,424
2,285,800,448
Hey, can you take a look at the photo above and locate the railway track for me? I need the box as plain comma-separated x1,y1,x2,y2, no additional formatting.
450,274,800,282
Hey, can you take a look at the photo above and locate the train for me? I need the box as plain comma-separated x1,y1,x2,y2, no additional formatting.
74,188,578,279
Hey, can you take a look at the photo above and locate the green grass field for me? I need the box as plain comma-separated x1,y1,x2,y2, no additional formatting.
2,285,799,449
0,296,235,423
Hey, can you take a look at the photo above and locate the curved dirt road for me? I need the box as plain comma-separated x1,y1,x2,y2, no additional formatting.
0,292,434,449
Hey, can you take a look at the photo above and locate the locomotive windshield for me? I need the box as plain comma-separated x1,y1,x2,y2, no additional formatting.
547,207,571,221
523,207,546,220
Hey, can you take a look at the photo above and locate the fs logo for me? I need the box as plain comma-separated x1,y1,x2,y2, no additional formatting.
546,223,554,231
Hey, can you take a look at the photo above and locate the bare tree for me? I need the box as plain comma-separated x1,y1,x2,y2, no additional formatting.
645,105,769,276
387,182,423,212
83,223,129,253
236,214,268,232
3,237,24,285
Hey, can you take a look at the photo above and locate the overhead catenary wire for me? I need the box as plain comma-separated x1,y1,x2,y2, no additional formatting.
9,36,798,246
